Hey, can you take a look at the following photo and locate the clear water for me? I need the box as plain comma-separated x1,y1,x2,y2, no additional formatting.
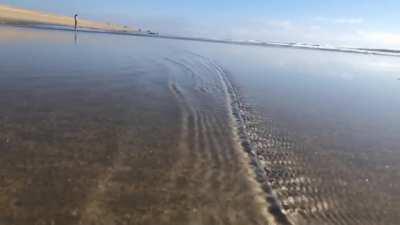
186,40,400,225
0,25,399,225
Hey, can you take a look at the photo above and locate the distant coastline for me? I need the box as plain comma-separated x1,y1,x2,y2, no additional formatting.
1,4,399,57
0,4,134,33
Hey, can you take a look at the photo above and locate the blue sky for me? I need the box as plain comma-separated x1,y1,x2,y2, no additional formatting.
2,0,400,48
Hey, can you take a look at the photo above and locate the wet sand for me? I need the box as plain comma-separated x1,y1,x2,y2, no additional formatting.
0,26,271,225
197,45,400,225
1,26,400,225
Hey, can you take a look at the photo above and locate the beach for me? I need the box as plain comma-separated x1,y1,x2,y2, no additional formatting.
0,26,272,225
0,5,133,32
0,25,399,225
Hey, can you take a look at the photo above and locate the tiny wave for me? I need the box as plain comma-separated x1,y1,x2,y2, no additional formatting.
211,60,293,225
178,51,294,225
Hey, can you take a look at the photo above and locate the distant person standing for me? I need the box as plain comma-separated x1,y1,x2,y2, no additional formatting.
74,14,78,31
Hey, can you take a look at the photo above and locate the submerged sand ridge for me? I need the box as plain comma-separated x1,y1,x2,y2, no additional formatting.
75,55,274,225
2,26,399,225
0,28,272,225
0,4,133,32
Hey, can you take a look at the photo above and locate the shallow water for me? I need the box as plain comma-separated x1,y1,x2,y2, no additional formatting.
187,42,400,225
0,26,270,225
0,26,399,225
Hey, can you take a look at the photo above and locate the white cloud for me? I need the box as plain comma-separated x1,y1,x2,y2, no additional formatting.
315,17,364,25
225,18,400,49
266,20,293,30
233,20,399,48
356,31,400,47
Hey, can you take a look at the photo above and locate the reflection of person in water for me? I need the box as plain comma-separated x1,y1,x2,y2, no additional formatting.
74,31,78,44
74,14,78,31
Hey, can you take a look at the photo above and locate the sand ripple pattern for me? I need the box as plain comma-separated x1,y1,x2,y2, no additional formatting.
159,55,273,225
175,53,399,225
227,87,398,225
64,55,272,225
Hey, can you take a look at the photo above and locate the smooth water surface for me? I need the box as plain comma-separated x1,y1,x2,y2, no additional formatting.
0,26,399,225
188,41,400,225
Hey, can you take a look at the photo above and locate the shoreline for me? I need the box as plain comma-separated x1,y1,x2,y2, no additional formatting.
1,5,399,57
3,22,400,58
0,4,133,33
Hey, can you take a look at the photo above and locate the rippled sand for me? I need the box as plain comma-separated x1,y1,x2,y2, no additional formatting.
0,33,271,224
233,100,400,225
1,26,400,225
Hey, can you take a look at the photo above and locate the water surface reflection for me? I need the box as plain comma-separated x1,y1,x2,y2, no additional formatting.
0,25,399,225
